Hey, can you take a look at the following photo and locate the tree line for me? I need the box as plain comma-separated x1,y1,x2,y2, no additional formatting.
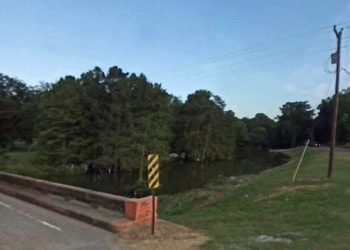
1,66,350,177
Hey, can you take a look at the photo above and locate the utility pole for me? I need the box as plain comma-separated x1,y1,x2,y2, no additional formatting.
328,25,343,178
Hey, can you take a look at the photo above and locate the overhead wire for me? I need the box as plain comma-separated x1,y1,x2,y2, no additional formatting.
155,30,332,76
147,20,350,100
322,31,350,99
152,21,350,76
168,45,350,84
169,37,350,82
169,37,347,81
342,67,350,75
153,31,350,83
162,28,350,84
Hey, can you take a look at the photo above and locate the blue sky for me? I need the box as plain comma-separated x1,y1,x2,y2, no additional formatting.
1,0,350,118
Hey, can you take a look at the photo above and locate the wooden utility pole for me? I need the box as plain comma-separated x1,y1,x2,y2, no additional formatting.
328,25,343,178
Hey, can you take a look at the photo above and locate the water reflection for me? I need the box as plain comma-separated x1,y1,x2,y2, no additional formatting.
48,151,289,196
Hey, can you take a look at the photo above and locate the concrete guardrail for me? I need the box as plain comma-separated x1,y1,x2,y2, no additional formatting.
0,171,157,224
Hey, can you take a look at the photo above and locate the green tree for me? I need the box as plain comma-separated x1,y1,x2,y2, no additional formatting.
36,76,85,165
221,110,237,158
242,113,275,148
173,90,237,162
315,88,350,144
235,119,250,147
314,98,333,144
85,68,174,182
0,73,38,148
275,101,314,148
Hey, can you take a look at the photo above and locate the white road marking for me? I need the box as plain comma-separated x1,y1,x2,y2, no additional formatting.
0,200,12,209
40,220,63,232
0,199,62,232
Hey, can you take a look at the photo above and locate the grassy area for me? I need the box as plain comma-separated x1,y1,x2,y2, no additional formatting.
0,151,84,179
159,148,350,249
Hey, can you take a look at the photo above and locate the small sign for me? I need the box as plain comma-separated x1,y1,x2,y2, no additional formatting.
147,154,160,189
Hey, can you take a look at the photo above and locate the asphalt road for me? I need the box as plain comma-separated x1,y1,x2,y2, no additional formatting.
0,192,120,250
270,146,350,153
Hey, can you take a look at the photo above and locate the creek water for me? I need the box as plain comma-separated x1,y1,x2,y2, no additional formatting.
46,150,289,197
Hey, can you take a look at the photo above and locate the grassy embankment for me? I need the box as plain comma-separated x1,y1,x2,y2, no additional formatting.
159,148,350,249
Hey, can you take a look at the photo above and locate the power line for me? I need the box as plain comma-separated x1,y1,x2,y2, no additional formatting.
153,32,350,81
341,67,350,75
169,37,350,81
168,45,350,84
174,46,350,81
152,21,350,75
156,31,331,76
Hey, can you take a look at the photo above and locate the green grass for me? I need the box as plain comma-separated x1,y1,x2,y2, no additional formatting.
159,148,350,249
0,151,84,179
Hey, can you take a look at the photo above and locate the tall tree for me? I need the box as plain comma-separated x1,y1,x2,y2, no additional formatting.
275,101,314,148
315,87,350,144
314,98,333,144
0,73,38,148
79,67,109,164
242,113,275,148
235,119,250,147
100,71,174,181
36,76,85,165
173,90,237,162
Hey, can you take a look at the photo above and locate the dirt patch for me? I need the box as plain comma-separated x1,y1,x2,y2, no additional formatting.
255,183,331,202
113,219,209,250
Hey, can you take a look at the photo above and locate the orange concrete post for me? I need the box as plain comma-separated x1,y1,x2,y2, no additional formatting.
124,196,158,224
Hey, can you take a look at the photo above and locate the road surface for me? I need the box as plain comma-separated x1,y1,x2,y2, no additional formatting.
0,192,119,250
270,146,350,153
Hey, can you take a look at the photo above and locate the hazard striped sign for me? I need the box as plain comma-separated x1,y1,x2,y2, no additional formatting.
147,154,160,189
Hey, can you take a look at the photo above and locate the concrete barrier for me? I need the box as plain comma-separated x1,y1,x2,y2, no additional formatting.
0,171,157,224
125,196,158,224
